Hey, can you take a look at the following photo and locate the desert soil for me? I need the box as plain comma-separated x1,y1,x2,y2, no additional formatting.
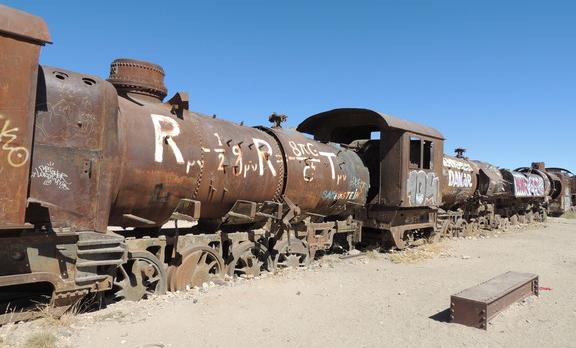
2,219,575,348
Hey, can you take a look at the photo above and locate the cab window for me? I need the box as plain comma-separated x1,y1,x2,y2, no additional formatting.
423,140,433,169
409,135,434,170
409,136,421,169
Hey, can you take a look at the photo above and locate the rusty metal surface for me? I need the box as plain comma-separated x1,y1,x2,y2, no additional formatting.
29,66,119,232
514,166,552,199
312,109,445,209
0,10,49,227
512,171,547,198
542,166,574,215
109,95,284,226
263,127,368,217
0,3,570,323
108,60,373,227
473,160,507,197
395,131,443,208
441,155,478,208
297,108,444,249
297,108,444,142
450,271,538,330
0,5,51,44
501,170,549,199
107,58,167,100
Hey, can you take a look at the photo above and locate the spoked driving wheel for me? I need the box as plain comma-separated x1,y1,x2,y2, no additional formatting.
227,242,273,278
110,251,167,302
540,211,548,222
510,214,519,225
450,219,468,237
169,246,225,291
274,238,310,269
463,221,479,237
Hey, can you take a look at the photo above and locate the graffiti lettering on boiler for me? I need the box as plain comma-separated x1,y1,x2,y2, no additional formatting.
151,114,279,178
448,170,473,188
286,140,338,181
407,170,439,206
512,172,545,197
443,157,473,188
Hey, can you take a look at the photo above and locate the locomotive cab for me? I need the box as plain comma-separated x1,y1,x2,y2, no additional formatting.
298,108,444,248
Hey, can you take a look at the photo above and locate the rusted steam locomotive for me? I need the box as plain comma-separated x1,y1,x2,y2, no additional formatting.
0,5,573,322
1,5,371,322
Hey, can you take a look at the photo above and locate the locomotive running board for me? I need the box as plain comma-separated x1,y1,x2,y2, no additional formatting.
450,271,539,330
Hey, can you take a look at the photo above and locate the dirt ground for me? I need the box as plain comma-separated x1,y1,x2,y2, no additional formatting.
2,218,575,348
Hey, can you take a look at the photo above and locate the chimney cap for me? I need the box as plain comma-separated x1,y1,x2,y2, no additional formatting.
107,58,167,100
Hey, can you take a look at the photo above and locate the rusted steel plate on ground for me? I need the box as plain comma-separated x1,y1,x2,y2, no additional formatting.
450,271,538,330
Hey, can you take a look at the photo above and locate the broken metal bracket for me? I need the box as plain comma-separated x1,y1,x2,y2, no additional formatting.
167,91,189,119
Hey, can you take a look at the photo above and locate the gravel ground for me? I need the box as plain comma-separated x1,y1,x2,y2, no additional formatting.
2,218,575,348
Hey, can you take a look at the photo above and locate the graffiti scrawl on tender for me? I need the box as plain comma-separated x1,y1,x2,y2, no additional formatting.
31,162,72,191
407,170,439,206
0,114,30,167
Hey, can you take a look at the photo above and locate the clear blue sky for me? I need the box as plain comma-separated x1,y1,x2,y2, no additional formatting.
6,1,575,171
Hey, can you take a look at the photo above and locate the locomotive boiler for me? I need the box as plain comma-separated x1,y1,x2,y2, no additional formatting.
517,164,573,217
437,150,553,237
1,3,573,324
0,5,369,322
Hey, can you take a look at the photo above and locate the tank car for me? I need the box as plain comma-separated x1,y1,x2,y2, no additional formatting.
0,5,369,322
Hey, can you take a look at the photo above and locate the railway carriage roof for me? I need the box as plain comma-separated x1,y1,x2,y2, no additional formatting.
297,108,444,144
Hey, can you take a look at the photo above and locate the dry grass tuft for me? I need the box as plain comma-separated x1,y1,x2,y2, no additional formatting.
561,211,576,219
388,243,452,264
23,331,57,348
35,302,80,329
366,250,381,260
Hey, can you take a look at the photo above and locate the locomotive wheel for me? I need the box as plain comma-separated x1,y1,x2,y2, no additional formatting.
427,224,443,243
166,265,178,291
478,217,490,231
227,242,273,278
439,220,451,238
519,214,527,224
274,238,310,269
170,246,225,291
453,219,467,238
495,216,510,231
510,215,519,226
463,221,479,237
111,251,167,302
